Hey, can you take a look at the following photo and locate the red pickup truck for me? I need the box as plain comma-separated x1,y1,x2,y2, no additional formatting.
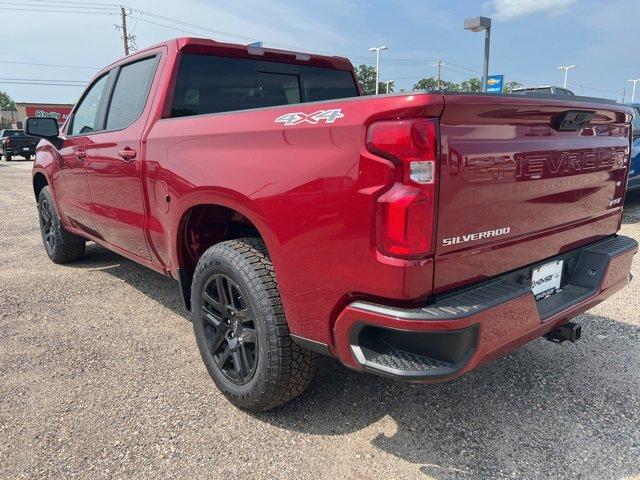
26,37,637,411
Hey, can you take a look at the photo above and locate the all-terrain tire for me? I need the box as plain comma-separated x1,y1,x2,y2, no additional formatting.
38,186,86,263
191,238,316,412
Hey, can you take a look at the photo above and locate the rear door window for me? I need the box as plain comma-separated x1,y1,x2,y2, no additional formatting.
106,56,158,130
171,53,357,117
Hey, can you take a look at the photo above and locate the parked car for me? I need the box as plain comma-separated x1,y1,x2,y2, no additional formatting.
627,103,640,191
630,138,640,192
511,85,575,95
628,102,640,136
26,37,637,411
1,128,40,161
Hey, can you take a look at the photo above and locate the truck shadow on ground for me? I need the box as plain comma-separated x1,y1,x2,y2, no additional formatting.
74,244,188,319
70,245,640,479
259,313,640,479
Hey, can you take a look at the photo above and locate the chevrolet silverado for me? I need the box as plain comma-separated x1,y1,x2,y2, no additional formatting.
25,38,637,411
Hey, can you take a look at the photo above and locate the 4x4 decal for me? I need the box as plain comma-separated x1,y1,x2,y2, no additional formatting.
275,108,344,126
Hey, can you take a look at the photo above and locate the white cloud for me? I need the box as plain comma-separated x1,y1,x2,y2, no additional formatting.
486,0,578,20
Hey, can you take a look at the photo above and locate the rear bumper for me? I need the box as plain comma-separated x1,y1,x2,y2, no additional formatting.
333,235,637,382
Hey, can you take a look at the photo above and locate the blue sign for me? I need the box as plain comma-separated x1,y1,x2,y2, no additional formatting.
486,74,504,94
248,41,263,47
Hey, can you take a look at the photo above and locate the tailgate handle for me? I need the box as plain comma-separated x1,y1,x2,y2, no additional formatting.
552,110,595,132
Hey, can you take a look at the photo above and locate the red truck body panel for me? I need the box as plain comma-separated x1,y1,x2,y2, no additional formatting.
32,37,636,383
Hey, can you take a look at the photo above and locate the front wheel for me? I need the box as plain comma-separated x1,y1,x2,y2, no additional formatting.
5,152,11,162
191,238,316,412
38,186,86,263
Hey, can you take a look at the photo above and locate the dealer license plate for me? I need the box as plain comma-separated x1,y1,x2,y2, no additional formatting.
531,260,563,300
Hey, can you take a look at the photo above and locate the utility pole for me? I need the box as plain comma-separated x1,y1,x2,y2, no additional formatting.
558,65,576,88
120,6,130,55
115,6,136,55
433,60,445,90
627,78,640,102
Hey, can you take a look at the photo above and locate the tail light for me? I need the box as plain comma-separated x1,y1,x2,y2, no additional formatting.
366,118,438,258
3,137,10,146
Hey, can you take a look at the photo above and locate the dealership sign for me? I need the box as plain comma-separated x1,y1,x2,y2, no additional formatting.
486,75,504,94
25,106,72,123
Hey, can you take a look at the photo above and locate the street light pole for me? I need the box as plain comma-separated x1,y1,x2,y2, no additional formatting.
369,45,388,95
482,27,490,92
385,80,394,93
628,79,640,102
464,17,492,93
433,60,445,90
558,65,576,88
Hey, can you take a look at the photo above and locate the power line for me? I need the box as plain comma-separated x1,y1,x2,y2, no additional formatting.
0,6,118,14
130,16,205,38
0,77,85,83
0,1,117,9
0,59,98,69
0,81,84,86
31,0,118,5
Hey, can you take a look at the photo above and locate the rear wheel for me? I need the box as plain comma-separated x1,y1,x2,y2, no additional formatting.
191,238,316,411
5,153,11,162
23,154,31,160
38,186,86,263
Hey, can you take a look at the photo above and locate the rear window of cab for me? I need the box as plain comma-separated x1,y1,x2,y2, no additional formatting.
171,53,358,117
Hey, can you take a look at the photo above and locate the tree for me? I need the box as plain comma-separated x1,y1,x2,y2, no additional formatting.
504,81,523,94
354,64,388,95
413,77,459,92
0,117,13,129
0,91,16,111
459,77,482,92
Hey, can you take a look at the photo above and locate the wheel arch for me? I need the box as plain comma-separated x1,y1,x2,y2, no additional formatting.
32,170,50,202
174,197,278,311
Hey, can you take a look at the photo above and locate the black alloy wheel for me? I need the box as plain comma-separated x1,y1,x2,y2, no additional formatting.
39,198,55,252
201,274,258,385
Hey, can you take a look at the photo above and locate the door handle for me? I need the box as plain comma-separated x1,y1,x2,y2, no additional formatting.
74,150,86,161
118,147,137,162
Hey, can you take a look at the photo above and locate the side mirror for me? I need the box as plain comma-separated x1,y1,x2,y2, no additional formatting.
24,117,62,148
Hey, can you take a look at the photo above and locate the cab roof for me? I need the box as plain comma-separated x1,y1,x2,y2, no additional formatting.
175,37,354,71
122,37,354,72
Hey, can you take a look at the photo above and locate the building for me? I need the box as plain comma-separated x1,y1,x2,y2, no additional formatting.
7,102,74,128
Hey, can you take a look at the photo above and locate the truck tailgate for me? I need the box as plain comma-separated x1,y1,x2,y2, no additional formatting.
434,95,632,293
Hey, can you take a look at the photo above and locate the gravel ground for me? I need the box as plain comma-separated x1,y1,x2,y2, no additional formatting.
1,157,639,480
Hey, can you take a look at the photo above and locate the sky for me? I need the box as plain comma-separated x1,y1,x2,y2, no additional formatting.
1,0,639,104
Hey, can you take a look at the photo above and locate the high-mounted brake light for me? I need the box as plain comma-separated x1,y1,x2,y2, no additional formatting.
366,118,438,258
